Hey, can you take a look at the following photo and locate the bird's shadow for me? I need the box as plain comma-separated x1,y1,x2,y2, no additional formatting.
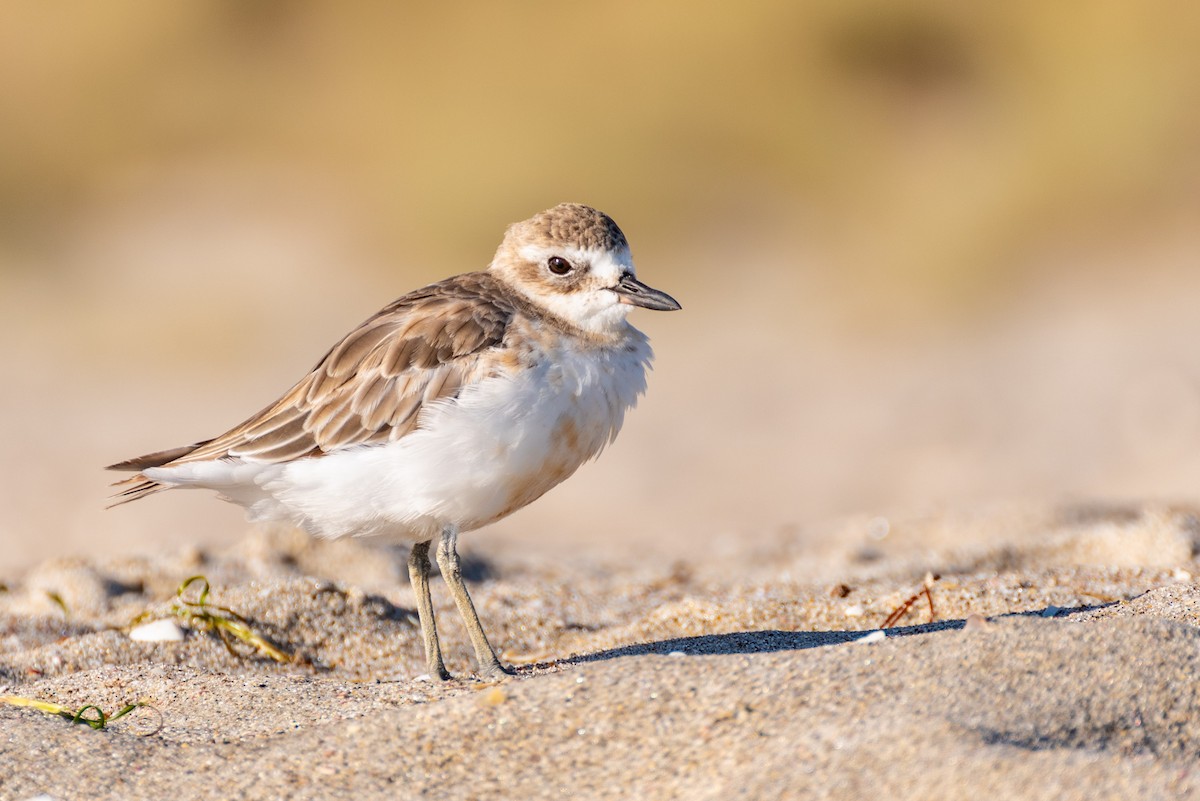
565,601,1113,664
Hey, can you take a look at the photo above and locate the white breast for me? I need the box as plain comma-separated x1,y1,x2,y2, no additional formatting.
255,328,653,542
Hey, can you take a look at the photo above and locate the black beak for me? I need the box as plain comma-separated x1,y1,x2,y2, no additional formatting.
612,273,681,311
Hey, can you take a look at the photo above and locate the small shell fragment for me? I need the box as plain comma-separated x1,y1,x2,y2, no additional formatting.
129,619,185,642
963,613,990,631
855,630,887,645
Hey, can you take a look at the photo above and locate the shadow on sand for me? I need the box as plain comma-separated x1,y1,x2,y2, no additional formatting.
567,601,1115,664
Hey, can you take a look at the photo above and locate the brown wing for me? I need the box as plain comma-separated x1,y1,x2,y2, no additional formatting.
107,272,514,503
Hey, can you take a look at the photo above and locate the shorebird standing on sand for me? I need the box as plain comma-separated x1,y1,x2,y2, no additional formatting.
108,203,680,679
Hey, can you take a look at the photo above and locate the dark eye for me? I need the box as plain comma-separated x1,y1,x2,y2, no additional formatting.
547,256,572,275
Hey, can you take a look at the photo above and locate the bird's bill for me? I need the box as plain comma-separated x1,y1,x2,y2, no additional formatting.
612,274,682,311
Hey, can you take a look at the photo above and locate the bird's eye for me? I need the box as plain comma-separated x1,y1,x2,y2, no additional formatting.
547,256,573,276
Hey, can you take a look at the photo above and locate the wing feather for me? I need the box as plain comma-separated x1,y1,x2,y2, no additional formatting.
351,371,393,417
106,272,516,487
387,386,425,430
309,394,360,443
234,414,310,453
240,402,307,439
323,317,395,378
382,336,421,374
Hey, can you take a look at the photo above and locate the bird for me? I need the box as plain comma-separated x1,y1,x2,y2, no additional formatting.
107,202,680,680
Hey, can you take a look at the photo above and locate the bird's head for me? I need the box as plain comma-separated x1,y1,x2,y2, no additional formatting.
489,203,680,338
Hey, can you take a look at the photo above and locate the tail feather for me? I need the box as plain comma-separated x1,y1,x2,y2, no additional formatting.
105,439,212,507
106,474,167,508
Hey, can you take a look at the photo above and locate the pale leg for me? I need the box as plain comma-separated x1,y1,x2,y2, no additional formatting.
435,526,512,678
407,540,451,680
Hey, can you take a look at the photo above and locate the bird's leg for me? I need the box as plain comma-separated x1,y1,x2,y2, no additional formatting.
407,540,451,680
435,526,512,679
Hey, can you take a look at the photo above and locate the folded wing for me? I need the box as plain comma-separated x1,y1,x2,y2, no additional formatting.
107,272,514,505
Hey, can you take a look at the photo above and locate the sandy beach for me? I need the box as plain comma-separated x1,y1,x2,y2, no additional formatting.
4,502,1200,800
5,6,1200,799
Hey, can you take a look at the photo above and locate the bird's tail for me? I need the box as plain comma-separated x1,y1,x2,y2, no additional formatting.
106,474,167,507
104,440,212,508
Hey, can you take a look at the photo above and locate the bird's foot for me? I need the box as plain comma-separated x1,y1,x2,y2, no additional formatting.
476,660,516,681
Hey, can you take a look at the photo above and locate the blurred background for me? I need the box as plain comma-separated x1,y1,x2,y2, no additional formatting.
3,1,1200,575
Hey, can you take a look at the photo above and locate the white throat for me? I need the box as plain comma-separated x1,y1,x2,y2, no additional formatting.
502,246,638,338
